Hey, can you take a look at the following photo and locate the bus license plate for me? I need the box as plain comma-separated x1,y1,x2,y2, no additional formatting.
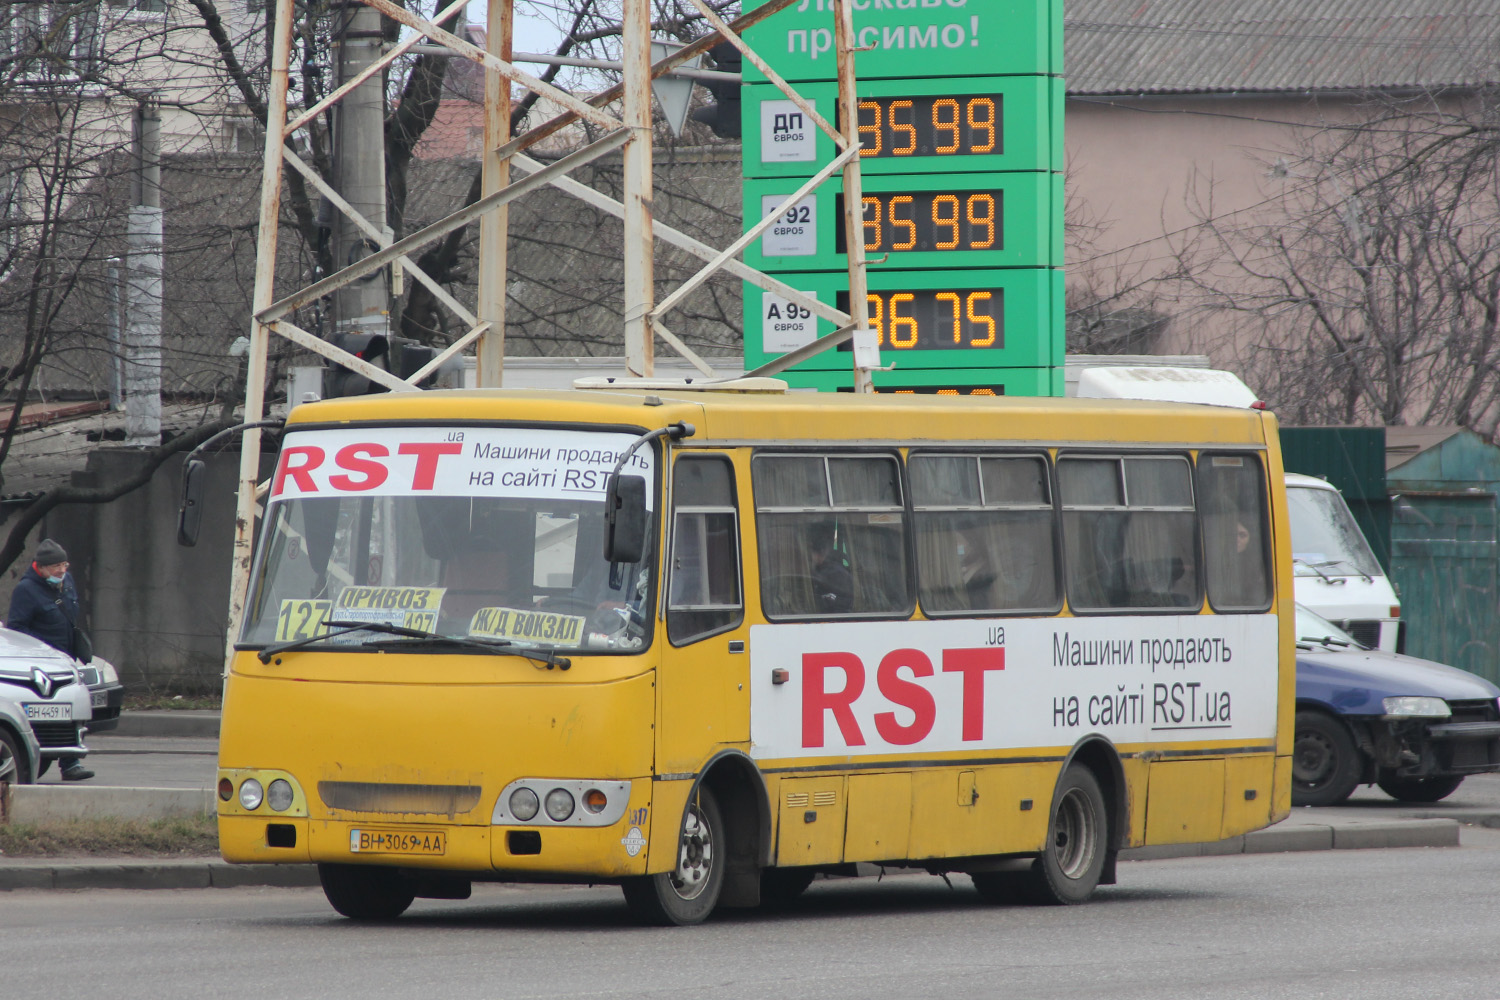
349,829,446,856
23,703,71,721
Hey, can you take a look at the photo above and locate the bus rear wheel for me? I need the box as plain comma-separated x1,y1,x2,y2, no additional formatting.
1376,772,1464,803
621,787,724,926
318,863,415,920
1017,765,1108,906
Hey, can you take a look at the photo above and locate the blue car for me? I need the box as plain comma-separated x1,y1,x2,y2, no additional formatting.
1295,605,1500,805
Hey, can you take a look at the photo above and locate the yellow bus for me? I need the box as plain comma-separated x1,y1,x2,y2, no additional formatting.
217,384,1293,923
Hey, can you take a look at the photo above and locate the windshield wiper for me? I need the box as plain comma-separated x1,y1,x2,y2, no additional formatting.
357,633,572,671
1298,633,1354,649
1293,558,1346,585
256,620,426,663
258,619,569,669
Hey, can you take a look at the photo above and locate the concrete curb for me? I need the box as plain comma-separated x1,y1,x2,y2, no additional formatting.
1119,818,1460,861
0,860,318,891
112,711,220,739
4,785,214,823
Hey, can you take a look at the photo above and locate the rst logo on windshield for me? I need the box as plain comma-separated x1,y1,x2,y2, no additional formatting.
267,428,654,503
271,442,462,496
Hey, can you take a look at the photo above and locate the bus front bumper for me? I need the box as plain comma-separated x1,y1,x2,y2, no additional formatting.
219,785,657,881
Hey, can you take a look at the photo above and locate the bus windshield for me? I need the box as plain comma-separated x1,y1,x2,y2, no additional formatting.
240,425,655,654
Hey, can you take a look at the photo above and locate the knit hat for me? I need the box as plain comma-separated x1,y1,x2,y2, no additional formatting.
34,539,67,565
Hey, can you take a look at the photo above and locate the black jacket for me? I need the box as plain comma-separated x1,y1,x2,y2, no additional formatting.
7,565,78,656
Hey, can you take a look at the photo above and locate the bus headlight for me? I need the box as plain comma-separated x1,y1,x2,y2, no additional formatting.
509,787,540,821
1383,697,1450,718
218,769,307,816
493,778,631,826
544,788,575,822
239,778,264,810
267,779,295,812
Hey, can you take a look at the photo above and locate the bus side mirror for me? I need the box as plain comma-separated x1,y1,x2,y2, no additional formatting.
177,457,206,547
603,475,647,564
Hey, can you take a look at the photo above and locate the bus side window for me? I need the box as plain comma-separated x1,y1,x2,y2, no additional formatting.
754,453,911,619
911,453,1060,615
667,455,743,645
1197,453,1273,611
1061,455,1200,612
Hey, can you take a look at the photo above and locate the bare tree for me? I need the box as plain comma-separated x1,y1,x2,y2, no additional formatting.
1176,89,1500,431
0,0,265,570
1063,173,1176,355
392,0,744,352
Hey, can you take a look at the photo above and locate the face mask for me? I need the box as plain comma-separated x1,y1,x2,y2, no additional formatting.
46,575,64,585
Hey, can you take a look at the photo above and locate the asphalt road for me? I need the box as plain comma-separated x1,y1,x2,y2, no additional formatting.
39,735,217,788
6,837,1500,1000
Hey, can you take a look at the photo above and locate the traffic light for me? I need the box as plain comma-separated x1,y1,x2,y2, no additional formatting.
320,333,456,397
397,341,442,386
321,332,389,398
689,42,741,140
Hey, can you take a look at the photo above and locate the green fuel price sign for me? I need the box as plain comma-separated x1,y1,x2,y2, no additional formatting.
740,0,1061,83
738,0,1064,396
745,268,1062,371
744,172,1061,272
742,76,1063,179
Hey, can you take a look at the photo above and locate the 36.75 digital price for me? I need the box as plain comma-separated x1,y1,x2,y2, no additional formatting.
837,289,1003,351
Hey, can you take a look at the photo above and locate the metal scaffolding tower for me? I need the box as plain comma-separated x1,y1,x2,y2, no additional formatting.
227,0,874,659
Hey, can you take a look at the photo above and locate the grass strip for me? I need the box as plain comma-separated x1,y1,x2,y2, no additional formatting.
123,693,222,711
0,814,218,857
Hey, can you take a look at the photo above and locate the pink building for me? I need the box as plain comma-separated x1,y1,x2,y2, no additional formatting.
1065,1,1500,360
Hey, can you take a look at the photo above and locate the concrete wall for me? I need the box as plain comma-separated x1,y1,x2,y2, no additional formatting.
33,447,274,694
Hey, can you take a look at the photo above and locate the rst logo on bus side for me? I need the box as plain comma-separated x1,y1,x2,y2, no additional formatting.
800,646,1005,747
749,617,1279,758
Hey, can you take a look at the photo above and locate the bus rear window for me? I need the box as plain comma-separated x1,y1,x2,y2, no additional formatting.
1198,454,1272,611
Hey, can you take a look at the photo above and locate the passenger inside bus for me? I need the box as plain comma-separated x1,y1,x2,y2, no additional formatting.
807,520,854,614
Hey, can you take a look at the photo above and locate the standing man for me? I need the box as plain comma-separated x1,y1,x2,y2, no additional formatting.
7,539,94,781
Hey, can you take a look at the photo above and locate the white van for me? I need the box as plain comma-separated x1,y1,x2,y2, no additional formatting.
1284,473,1401,652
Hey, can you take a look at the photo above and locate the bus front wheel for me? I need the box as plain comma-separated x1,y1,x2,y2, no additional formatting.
621,787,724,926
318,863,415,920
1016,765,1109,906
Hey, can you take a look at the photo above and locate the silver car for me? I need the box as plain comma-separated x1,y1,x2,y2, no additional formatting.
0,684,42,783
0,626,92,779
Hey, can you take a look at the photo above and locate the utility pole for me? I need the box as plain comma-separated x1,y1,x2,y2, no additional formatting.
834,2,871,394
476,0,511,387
621,0,654,376
124,98,163,445
332,0,389,336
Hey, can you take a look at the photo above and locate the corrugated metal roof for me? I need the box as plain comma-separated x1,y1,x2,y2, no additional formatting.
1385,425,1466,470
1067,1,1500,96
